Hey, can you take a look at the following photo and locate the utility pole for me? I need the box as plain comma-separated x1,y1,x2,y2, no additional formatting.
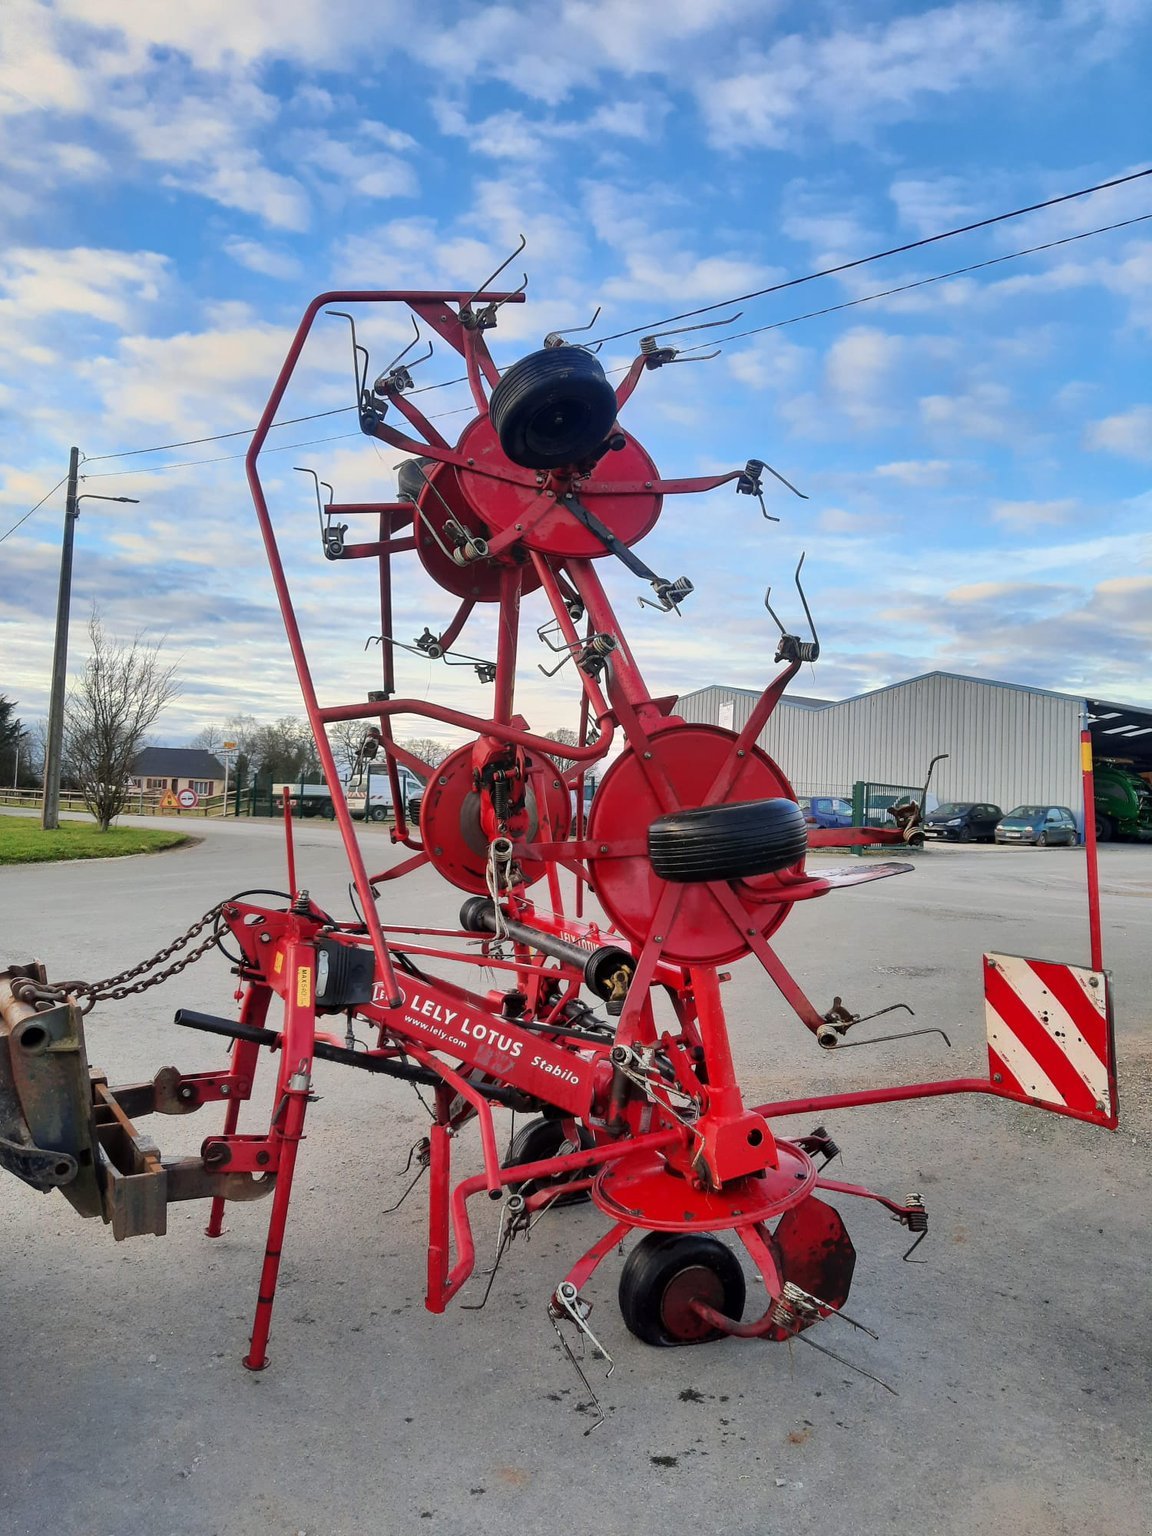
41,446,80,830
40,453,138,830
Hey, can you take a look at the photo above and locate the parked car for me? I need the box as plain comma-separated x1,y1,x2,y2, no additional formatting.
922,801,1003,842
797,794,853,829
995,805,1079,846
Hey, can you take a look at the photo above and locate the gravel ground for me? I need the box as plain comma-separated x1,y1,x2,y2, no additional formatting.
1,816,1148,1536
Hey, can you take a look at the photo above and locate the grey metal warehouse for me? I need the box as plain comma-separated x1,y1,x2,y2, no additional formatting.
676,671,1152,827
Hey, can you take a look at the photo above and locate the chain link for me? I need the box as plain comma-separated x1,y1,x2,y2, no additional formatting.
12,905,224,1015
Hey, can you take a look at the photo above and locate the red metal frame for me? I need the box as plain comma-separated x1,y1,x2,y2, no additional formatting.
171,283,1123,1383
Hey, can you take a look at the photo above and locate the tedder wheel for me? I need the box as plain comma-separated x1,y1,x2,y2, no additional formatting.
488,346,619,470
504,1117,595,1207
619,1232,746,1346
648,798,808,884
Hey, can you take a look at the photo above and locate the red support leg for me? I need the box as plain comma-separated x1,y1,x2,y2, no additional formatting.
242,941,317,1371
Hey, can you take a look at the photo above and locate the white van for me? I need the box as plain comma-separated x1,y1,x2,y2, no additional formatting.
345,765,423,822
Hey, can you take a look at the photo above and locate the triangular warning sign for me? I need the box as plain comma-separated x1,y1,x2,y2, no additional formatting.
160,790,180,809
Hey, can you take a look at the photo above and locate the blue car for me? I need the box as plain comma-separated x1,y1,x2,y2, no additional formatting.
995,805,1079,847
798,794,853,830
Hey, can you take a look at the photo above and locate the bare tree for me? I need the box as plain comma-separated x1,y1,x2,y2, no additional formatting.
328,720,368,782
397,736,450,773
63,613,181,831
188,723,224,754
545,727,580,748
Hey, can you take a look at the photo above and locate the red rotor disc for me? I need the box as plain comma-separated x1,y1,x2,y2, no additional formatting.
586,724,798,963
420,743,572,895
453,415,662,559
413,459,541,602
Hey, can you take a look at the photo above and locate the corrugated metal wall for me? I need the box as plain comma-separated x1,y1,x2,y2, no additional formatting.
677,674,1085,818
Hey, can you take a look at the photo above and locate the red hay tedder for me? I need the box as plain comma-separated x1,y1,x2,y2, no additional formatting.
0,270,1118,1425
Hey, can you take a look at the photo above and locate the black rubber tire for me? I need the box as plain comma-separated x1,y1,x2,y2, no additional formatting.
396,456,435,503
619,1231,746,1346
648,797,808,884
1035,831,1048,847
488,347,619,470
1095,813,1114,842
321,801,336,821
369,806,388,823
504,1117,594,1207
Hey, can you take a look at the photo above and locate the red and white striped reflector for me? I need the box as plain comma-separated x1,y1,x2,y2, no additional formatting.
984,953,1116,1127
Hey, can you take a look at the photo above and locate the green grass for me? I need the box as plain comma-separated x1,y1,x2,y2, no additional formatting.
0,819,194,865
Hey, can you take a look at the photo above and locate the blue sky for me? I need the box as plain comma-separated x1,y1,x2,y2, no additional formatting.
1,0,1150,749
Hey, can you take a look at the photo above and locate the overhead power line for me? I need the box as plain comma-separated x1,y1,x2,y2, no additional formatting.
80,403,358,463
586,164,1152,345
79,166,1151,470
0,475,68,546
74,207,1152,485
688,210,1152,353
9,165,1151,506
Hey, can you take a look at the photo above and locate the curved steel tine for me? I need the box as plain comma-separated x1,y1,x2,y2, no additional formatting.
382,315,422,375
295,466,332,544
794,552,820,652
377,317,435,389
568,304,602,334
544,305,603,349
465,233,527,308
294,466,324,514
646,311,743,345
763,460,809,500
763,584,788,636
829,1026,952,1051
482,270,529,322
326,309,370,396
666,344,723,363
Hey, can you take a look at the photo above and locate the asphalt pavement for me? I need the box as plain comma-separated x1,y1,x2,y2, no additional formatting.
1,815,1149,1536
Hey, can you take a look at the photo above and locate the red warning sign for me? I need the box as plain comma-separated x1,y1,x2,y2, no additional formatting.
984,952,1116,1127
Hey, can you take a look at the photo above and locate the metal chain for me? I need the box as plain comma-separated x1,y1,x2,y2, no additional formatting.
13,905,224,1015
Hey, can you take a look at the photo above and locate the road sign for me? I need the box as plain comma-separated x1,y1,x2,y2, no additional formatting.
223,741,236,751
177,787,200,810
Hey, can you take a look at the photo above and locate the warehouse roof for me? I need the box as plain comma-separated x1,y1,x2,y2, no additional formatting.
680,671,1152,772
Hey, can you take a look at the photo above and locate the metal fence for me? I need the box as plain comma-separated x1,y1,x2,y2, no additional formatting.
0,788,230,819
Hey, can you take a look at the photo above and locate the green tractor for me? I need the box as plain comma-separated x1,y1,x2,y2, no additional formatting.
1093,760,1152,841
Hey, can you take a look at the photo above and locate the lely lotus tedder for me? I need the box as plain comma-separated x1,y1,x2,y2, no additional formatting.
1,262,1118,1424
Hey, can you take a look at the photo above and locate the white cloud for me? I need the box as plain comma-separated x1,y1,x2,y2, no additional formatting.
697,1,1144,149
874,459,955,486
222,239,303,282
726,336,810,392
1085,404,1152,461
0,246,170,327
57,0,413,71
825,326,903,429
990,498,1078,529
295,131,418,200
920,382,1019,443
